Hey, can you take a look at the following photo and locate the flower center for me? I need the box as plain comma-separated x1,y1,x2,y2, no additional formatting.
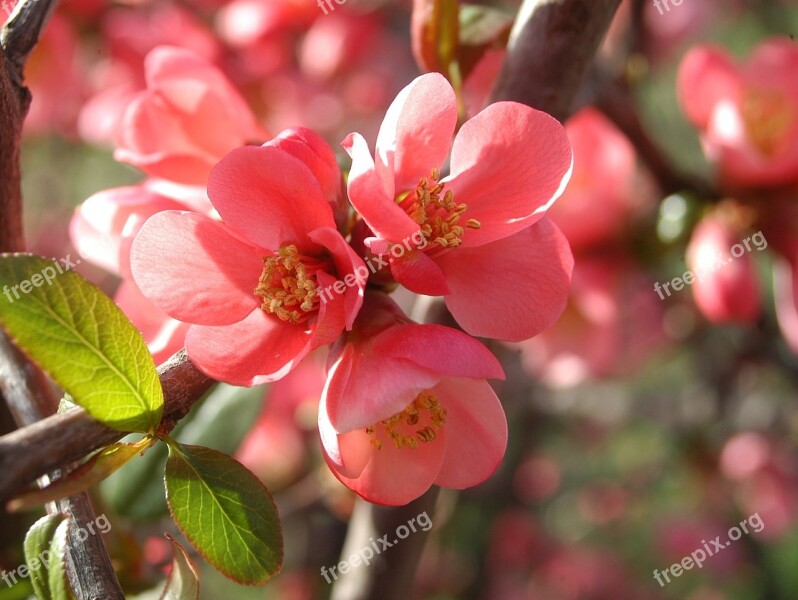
398,168,480,250
741,88,795,157
255,244,319,324
365,390,447,450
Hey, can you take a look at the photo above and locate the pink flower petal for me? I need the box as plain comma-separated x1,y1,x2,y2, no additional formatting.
342,132,420,242
207,145,335,253
310,270,348,349
324,347,441,434
373,324,505,380
71,185,183,276
445,102,573,247
389,250,450,296
115,94,219,185
437,218,573,341
265,127,343,208
374,72,458,191
323,422,447,506
130,211,262,325
677,45,740,128
115,280,188,366
433,377,507,489
308,226,366,329
145,46,262,139
186,309,312,386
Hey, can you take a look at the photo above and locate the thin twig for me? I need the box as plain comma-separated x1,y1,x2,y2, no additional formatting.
587,68,717,198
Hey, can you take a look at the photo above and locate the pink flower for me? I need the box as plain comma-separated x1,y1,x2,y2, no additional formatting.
78,4,221,146
130,137,366,386
343,73,574,342
24,14,86,136
514,257,665,387
115,46,268,185
677,37,798,188
686,213,762,324
319,294,507,505
547,108,653,251
71,181,212,278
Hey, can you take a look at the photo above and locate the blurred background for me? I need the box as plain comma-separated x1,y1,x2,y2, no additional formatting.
3,0,798,598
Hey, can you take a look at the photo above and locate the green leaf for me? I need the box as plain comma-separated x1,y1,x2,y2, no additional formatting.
8,437,155,512
164,442,283,585
0,254,163,432
101,384,266,521
23,514,69,600
48,520,70,600
159,534,200,600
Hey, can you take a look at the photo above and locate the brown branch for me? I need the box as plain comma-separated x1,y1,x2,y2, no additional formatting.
0,45,26,254
587,68,717,198
0,349,215,501
490,0,622,120
330,489,439,600
0,0,58,253
0,335,126,599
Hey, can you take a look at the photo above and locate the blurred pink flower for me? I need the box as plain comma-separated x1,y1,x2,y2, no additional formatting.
79,4,222,145
344,73,574,341
71,181,212,278
319,294,507,505
24,14,86,136
237,356,325,487
678,37,798,188
71,181,213,365
686,213,762,324
547,107,652,251
131,140,365,385
515,257,665,387
115,46,268,185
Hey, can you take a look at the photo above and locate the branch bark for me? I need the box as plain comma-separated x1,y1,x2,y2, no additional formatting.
490,0,622,120
0,348,215,501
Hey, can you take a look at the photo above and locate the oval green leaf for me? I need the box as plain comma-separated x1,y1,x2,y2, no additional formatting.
159,534,200,600
163,442,283,585
101,383,265,521
23,513,70,600
0,254,163,432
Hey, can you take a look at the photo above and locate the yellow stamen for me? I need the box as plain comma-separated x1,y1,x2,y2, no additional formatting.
742,88,796,157
255,244,318,324
400,169,480,250
365,390,447,450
